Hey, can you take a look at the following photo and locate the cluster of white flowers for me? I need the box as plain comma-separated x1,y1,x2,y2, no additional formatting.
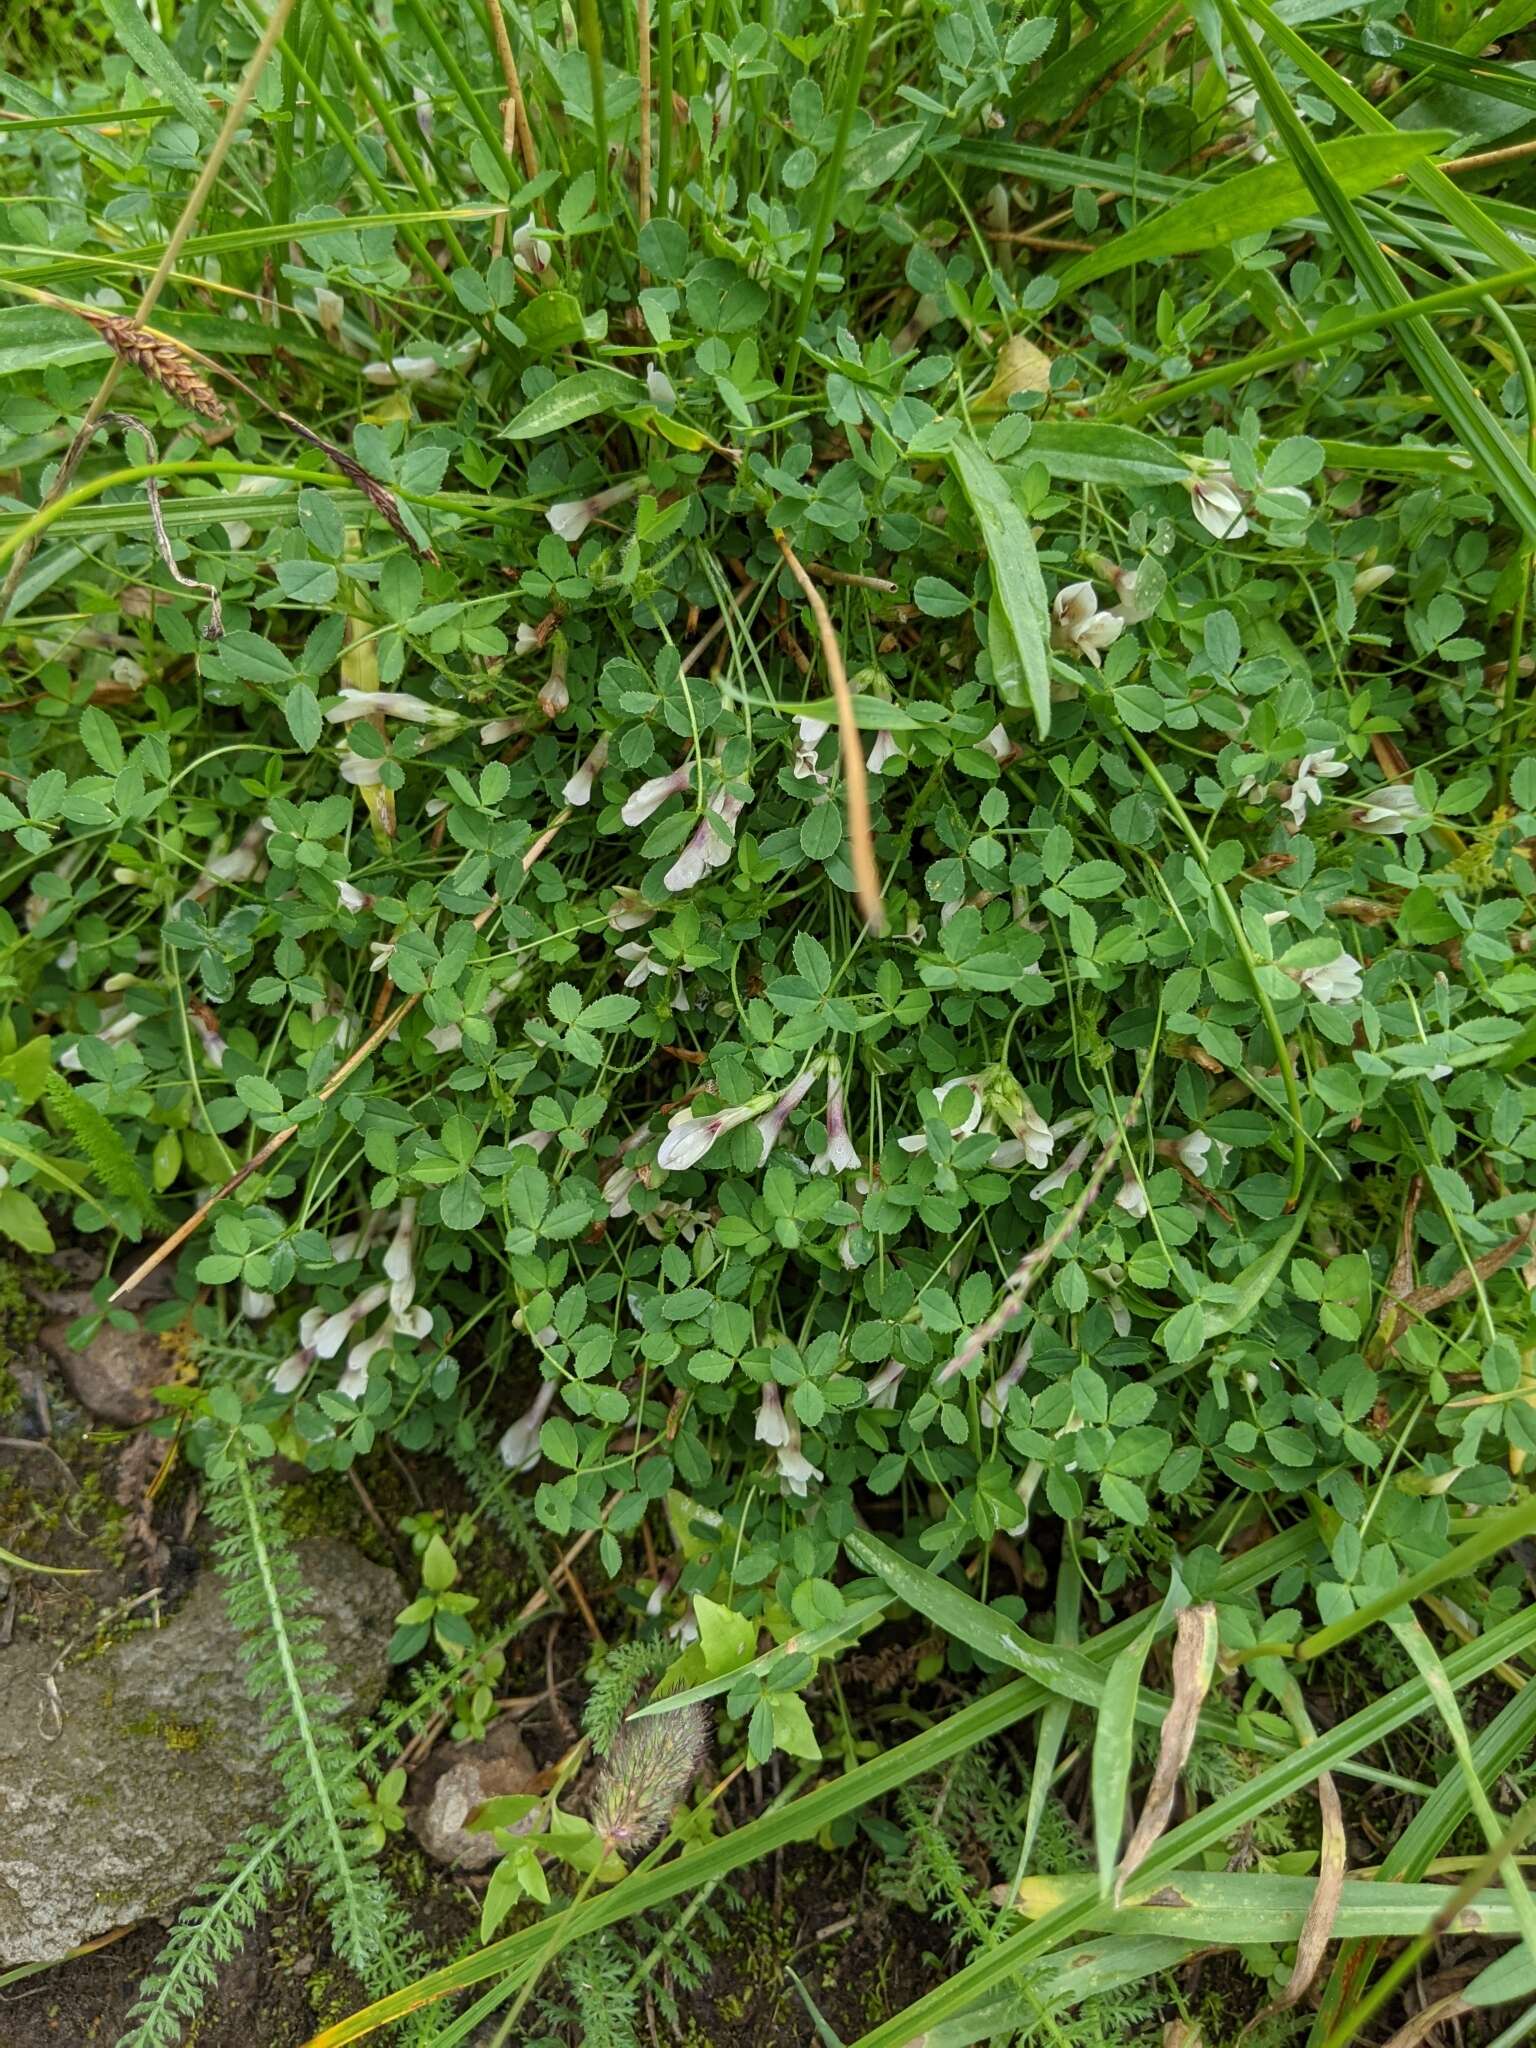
1050,581,1124,668
270,1202,433,1402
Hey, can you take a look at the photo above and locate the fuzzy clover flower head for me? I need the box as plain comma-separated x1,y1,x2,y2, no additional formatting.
1295,951,1364,1005
1185,466,1249,539
1282,747,1349,830
1051,580,1124,668
589,1702,710,1857
545,479,640,545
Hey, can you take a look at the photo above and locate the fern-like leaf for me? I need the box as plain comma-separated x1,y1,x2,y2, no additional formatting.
42,1070,170,1233
115,1823,287,2048
582,1637,675,1756
202,1439,402,1974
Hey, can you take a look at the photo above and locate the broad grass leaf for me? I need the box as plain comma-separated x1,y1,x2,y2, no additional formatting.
502,369,644,440
1061,131,1451,289
1091,1622,1155,1899
947,435,1052,735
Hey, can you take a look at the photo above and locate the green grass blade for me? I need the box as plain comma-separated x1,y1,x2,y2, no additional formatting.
1243,0,1526,273
1215,1,1536,546
305,1528,1318,2042
1060,130,1451,290
1008,1870,1532,1943
947,433,1052,737
846,1602,1536,2048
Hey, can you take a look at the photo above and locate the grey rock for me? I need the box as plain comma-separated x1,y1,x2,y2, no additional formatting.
408,1719,537,1868
0,1538,400,1965
36,1293,178,1425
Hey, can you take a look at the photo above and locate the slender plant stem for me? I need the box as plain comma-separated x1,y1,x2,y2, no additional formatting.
637,0,652,226
578,0,610,210
656,0,675,214
782,0,882,390
0,0,299,619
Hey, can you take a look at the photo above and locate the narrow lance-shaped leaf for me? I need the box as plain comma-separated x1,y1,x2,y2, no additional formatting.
1092,1621,1155,1900
946,434,1052,737
1060,130,1451,290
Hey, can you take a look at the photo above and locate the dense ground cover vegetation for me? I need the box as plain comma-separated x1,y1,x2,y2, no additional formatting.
6,0,1536,2041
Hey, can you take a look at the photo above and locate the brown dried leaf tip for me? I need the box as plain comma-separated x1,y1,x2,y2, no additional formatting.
82,312,227,423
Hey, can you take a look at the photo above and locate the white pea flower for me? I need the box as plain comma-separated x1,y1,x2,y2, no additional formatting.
811,1059,861,1176
775,1435,824,1498
515,624,542,655
607,888,654,932
193,820,270,897
335,879,370,913
498,1379,558,1472
545,479,639,544
621,763,693,827
563,734,608,806
190,1008,228,1071
313,286,346,341
645,360,677,409
866,727,899,775
791,716,831,784
866,1359,906,1410
1282,748,1349,830
338,748,383,786
60,1006,145,1071
241,1284,275,1323
362,354,439,386
1177,1131,1213,1179
1296,952,1364,1005
383,1199,420,1322
756,1065,823,1166
754,1381,791,1448
977,723,1020,768
656,1094,770,1172
325,688,456,726
1352,562,1398,597
512,216,552,273
1186,467,1249,539
368,939,397,974
1051,581,1124,669
1031,1134,1089,1201
992,1097,1056,1173
663,788,744,893
310,1280,389,1360
1352,785,1424,833
480,716,523,746
601,1125,653,1218
1114,1175,1150,1219
539,670,570,720
898,1075,985,1153
1105,562,1156,624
